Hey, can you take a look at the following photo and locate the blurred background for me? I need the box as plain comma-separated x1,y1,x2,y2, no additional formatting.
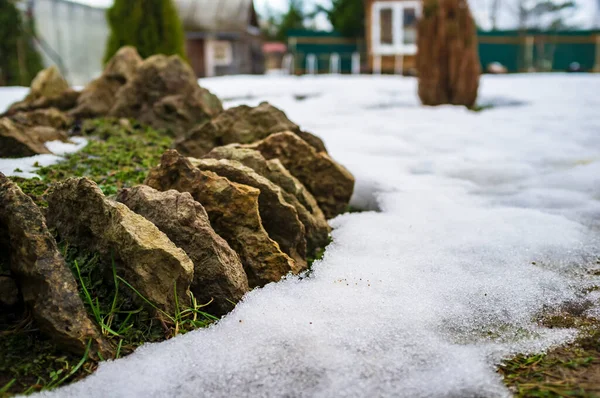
1,0,599,86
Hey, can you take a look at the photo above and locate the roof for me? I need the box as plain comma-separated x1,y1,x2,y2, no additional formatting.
175,0,259,33
263,42,287,54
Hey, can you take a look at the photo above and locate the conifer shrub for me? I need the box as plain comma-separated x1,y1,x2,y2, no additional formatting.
0,0,44,86
104,0,186,64
416,0,481,108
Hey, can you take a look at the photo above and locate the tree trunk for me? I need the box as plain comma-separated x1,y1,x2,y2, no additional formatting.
416,0,481,108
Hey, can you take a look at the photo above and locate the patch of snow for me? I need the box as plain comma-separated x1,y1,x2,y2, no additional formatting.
41,74,600,397
0,87,87,178
0,87,28,113
0,138,88,178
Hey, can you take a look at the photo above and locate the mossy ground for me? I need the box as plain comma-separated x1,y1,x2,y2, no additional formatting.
11,118,173,207
499,300,600,397
1,118,215,396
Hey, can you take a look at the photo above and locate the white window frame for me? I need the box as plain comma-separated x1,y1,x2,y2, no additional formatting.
372,1,421,56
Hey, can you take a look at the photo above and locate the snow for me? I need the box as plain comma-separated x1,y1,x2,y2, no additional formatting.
36,74,600,397
0,88,87,178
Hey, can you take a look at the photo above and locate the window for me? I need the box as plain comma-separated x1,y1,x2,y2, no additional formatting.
380,8,394,45
403,7,417,45
372,1,421,55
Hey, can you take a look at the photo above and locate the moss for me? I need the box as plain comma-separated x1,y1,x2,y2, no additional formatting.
12,118,173,205
499,307,600,397
0,328,93,396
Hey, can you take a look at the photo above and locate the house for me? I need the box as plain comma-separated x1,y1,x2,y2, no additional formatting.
175,0,264,77
364,0,422,74
263,42,288,72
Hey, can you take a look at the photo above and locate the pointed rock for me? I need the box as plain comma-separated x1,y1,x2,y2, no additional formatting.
10,108,72,130
0,174,110,356
145,150,297,288
6,66,79,115
46,178,194,314
189,158,307,271
117,186,249,315
202,146,332,252
71,46,142,118
175,102,326,157
245,132,355,219
109,55,222,136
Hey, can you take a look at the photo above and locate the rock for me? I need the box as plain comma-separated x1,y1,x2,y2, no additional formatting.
245,132,355,219
10,108,72,130
265,159,331,252
487,62,508,74
0,173,110,356
203,146,331,253
189,158,307,270
46,177,194,314
0,276,19,308
145,150,298,288
71,47,143,118
116,186,249,315
175,102,326,157
6,66,79,115
109,55,223,136
0,117,68,158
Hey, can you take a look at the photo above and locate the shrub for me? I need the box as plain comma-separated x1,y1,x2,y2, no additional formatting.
103,0,186,64
416,0,481,108
0,0,44,86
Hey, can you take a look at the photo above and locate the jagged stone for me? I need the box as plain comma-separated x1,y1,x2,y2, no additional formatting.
116,186,249,315
189,158,307,270
175,102,326,157
109,55,222,136
6,66,79,115
145,150,298,288
0,173,110,356
71,46,143,118
245,132,355,219
0,117,68,158
46,177,194,314
10,108,72,130
264,159,331,252
0,276,19,308
202,146,331,253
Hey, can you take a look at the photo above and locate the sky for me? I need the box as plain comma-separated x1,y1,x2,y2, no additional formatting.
72,0,598,30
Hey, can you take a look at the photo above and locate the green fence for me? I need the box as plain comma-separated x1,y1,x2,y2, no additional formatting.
287,30,362,74
288,29,600,73
479,30,599,72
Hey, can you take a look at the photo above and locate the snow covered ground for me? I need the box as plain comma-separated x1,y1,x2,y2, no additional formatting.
20,74,600,397
0,87,88,178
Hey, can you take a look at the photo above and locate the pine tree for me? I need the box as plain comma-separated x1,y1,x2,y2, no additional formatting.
416,0,481,108
321,0,365,38
275,0,306,42
0,0,44,86
104,0,186,64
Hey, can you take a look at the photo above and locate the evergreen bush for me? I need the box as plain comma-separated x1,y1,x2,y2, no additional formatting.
104,0,186,64
0,0,44,86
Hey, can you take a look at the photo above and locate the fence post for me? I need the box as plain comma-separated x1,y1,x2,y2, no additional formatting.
524,35,535,72
373,55,382,75
351,52,360,75
595,35,600,73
